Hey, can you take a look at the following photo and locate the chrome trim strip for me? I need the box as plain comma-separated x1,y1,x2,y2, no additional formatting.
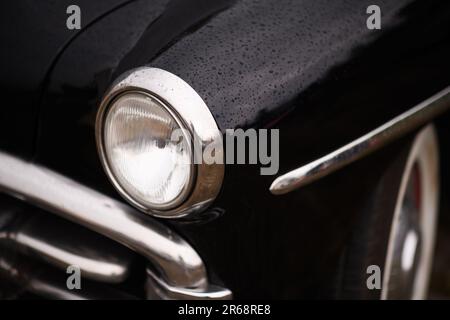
96,67,225,219
270,86,450,195
0,151,231,299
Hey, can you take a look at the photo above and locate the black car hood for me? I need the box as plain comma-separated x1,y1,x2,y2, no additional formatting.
33,0,450,193
0,0,132,157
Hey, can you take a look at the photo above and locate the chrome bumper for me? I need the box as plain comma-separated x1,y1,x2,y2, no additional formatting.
0,151,231,300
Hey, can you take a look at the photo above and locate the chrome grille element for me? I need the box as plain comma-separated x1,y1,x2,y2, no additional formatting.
0,248,136,300
0,205,134,283
0,151,231,299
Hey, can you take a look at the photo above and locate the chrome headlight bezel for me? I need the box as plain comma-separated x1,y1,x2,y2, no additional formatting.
96,67,224,219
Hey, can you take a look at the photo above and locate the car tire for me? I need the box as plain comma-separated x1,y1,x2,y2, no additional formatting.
338,124,439,300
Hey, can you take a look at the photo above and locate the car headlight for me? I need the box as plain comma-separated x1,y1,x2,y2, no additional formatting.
103,91,193,210
96,67,224,219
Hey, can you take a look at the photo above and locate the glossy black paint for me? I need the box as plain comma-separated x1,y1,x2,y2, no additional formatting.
0,0,133,157
2,0,450,298
151,0,415,130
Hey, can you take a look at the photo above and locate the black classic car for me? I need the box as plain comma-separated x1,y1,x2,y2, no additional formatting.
1,0,450,300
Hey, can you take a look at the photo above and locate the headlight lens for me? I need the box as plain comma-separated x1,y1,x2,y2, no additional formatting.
102,92,193,210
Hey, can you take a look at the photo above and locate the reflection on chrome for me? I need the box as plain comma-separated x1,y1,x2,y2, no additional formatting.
270,86,450,195
0,151,231,300
0,209,134,283
402,230,420,272
0,251,136,300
